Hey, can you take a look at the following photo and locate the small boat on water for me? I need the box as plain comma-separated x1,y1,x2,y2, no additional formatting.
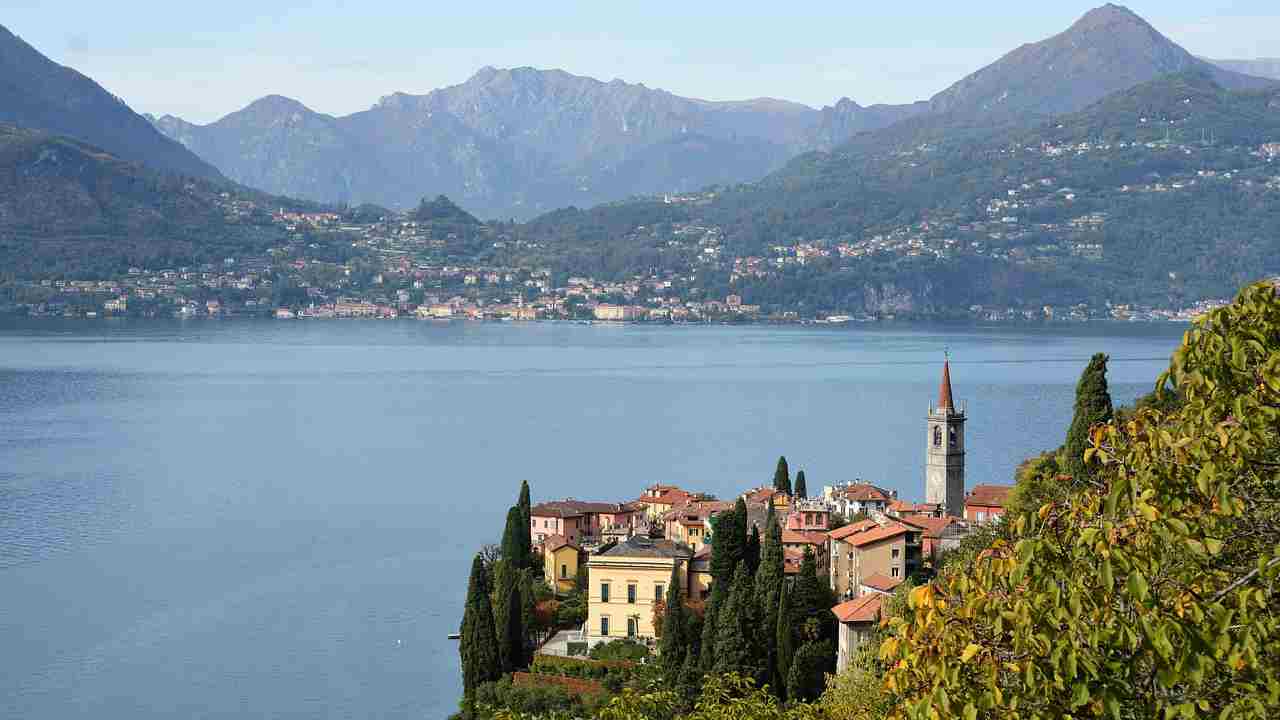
447,633,461,640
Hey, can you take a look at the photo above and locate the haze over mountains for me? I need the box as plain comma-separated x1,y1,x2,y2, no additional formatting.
1207,58,1280,81
149,68,925,220
144,4,1271,220
0,25,222,182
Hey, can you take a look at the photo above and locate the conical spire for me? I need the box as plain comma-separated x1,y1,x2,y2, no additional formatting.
937,359,955,411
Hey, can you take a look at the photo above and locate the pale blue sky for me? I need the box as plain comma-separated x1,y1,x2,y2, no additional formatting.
6,1,1278,123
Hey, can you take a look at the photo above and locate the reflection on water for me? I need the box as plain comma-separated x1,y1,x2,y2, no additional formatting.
0,319,1186,719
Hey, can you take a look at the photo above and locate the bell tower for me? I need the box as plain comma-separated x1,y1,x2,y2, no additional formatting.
926,359,966,517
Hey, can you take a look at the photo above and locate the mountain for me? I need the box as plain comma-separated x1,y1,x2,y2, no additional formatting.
1207,58,1280,81
925,4,1271,121
0,124,294,277
151,68,918,219
0,24,223,181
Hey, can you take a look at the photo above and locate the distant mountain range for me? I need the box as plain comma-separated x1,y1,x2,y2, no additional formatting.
1206,58,1280,81
147,69,925,220
0,25,222,182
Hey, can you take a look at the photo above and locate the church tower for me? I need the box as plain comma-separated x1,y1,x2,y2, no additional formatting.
926,359,966,517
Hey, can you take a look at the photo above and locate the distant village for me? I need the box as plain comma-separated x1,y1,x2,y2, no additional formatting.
526,362,1011,672
3,139,1262,323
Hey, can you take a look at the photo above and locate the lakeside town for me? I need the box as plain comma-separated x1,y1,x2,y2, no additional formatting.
508,362,1008,689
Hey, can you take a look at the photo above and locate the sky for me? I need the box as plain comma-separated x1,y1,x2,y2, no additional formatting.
5,1,1279,124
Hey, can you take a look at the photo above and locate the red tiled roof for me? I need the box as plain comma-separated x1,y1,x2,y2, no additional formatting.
861,573,904,593
781,530,827,546
830,521,913,548
543,535,579,553
832,593,883,623
966,484,1013,508
938,359,955,410
782,548,806,575
898,514,959,539
827,519,881,541
842,483,893,502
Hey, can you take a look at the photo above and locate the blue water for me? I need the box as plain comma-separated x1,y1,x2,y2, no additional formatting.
0,319,1187,719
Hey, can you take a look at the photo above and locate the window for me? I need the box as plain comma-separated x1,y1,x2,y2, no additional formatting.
560,564,568,579
627,618,638,637
891,547,900,559
932,425,942,447
601,583,610,603
655,583,664,600
891,567,900,577
601,616,610,636
627,584,637,604
977,511,987,522
949,425,958,447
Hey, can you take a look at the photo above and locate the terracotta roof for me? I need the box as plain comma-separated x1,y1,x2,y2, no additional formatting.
744,487,781,504
966,484,1013,508
827,519,881,541
831,593,883,624
830,521,914,548
861,573,904,593
842,483,893,502
782,548,806,575
543,535,579,553
889,500,941,515
938,359,955,410
898,515,960,539
781,530,827,546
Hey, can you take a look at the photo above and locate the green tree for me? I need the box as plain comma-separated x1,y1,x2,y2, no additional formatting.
459,554,500,718
744,524,761,577
775,582,794,701
500,505,526,567
497,569,524,673
773,456,792,495
794,470,807,499
1064,352,1114,485
517,481,532,566
713,562,759,678
878,282,1280,720
658,564,687,679
756,503,787,696
786,640,835,702
789,547,832,642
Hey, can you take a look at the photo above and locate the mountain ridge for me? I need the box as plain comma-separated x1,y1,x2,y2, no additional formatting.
0,24,223,181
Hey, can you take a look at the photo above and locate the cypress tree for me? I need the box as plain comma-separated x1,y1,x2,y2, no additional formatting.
744,524,761,577
700,499,747,670
499,505,525,567
1065,353,1114,484
699,586,722,671
658,563,687,678
497,570,523,673
775,581,794,700
795,470,807,499
786,640,835,702
773,456,792,495
790,546,834,641
713,562,758,676
517,481,532,566
756,503,786,695
519,568,536,660
459,555,500,718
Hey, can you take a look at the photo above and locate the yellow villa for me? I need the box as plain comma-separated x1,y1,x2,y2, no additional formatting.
586,536,691,642
542,535,582,594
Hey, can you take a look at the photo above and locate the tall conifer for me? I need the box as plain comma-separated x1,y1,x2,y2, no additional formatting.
500,505,525,567
713,562,758,676
744,524,761,577
517,481,532,566
658,563,686,678
756,503,786,694
795,470,807,499
773,456,791,495
459,555,500,718
497,571,523,673
1065,353,1114,484
775,581,794,700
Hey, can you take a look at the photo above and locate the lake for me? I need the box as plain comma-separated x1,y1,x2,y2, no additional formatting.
0,318,1187,719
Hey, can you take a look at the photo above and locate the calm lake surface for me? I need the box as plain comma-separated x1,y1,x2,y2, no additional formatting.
0,318,1187,719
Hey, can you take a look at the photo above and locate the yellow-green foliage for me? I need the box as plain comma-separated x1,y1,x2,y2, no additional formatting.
880,281,1280,720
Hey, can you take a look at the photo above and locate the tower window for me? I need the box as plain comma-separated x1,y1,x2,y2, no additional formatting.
932,426,942,447
949,425,958,447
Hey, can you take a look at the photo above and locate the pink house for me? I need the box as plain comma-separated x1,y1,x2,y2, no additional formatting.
530,500,640,547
